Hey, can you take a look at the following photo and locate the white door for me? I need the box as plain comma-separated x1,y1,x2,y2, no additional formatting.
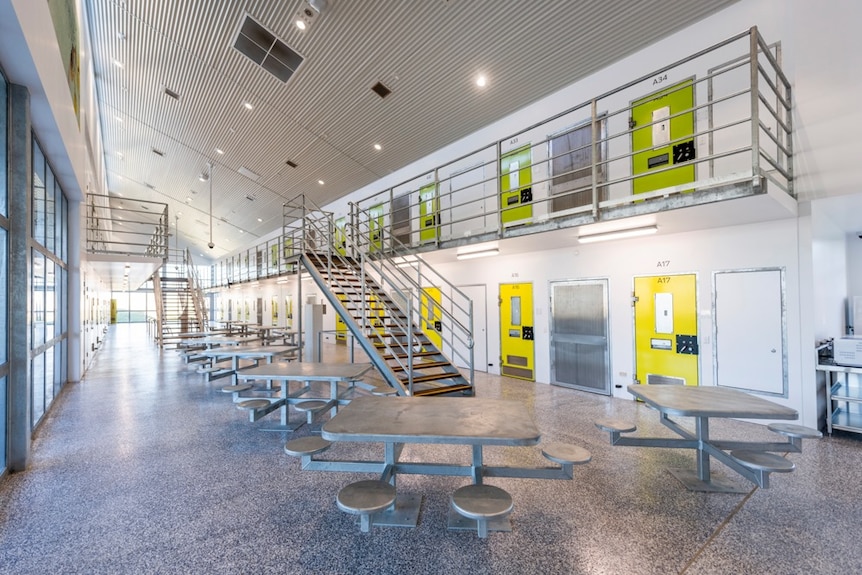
454,284,488,373
713,268,786,396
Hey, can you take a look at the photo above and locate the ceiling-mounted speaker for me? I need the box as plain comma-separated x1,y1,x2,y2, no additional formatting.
296,0,325,30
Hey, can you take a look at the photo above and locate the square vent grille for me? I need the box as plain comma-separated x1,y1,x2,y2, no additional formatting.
233,15,303,83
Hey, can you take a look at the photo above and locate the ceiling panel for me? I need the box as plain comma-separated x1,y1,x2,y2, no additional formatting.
85,0,740,257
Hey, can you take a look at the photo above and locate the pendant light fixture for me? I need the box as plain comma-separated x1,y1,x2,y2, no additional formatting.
205,162,215,249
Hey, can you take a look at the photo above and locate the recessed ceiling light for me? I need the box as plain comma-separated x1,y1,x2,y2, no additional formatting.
111,59,124,68
257,218,262,222
239,230,244,234
242,101,254,110
117,152,124,159
115,116,123,122
373,143,382,151
318,180,325,185
295,19,307,30
185,197,192,203
176,211,183,217
476,74,487,87
117,32,126,41
215,148,224,155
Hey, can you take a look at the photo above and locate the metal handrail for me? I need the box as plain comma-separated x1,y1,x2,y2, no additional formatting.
207,27,791,290
85,193,169,260
353,26,791,247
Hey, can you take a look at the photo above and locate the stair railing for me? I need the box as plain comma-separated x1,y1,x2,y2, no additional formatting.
185,249,209,331
349,201,475,389
284,194,431,394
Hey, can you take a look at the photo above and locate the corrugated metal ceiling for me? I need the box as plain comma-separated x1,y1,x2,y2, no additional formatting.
85,0,739,257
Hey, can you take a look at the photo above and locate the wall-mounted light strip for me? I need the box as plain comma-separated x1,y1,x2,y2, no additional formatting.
577,225,658,244
456,248,499,260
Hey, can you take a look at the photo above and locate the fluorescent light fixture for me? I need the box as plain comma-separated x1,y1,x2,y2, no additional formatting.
456,247,499,260
242,100,254,110
476,74,487,87
215,148,224,155
577,225,658,244
318,180,325,185
276,278,290,284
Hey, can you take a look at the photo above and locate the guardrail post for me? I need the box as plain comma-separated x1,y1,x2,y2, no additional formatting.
749,27,761,184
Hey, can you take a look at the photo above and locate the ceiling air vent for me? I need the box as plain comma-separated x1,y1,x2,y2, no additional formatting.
151,147,165,157
286,160,298,168
233,15,304,83
164,87,180,101
245,194,256,201
371,82,391,98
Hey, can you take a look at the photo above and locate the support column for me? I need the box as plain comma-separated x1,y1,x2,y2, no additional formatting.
7,83,32,472
67,198,81,383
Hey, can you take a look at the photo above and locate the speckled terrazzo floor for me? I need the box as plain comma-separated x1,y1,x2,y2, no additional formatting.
1,325,860,575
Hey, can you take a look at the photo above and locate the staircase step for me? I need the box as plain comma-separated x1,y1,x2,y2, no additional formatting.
381,350,440,360
389,360,451,372
412,383,474,397
397,371,463,385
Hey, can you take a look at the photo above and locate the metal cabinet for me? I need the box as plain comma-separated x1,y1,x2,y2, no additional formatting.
817,362,862,434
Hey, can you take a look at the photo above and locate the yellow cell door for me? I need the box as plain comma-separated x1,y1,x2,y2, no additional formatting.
368,204,384,253
420,286,442,350
633,274,699,387
334,216,347,256
419,184,439,243
631,79,696,195
335,293,348,343
500,146,533,224
500,282,534,381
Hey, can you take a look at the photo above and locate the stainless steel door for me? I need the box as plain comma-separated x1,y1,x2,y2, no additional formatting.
550,279,611,394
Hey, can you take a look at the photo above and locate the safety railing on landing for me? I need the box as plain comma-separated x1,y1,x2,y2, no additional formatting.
85,193,169,259
206,27,791,289
353,26,791,252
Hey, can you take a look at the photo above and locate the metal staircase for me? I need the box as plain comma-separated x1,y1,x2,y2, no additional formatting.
152,248,208,346
284,196,475,396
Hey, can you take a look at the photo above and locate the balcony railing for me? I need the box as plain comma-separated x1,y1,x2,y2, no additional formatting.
208,26,791,287
85,193,169,260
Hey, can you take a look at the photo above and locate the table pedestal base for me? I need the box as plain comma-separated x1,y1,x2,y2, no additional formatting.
447,508,513,533
361,493,422,528
668,468,749,494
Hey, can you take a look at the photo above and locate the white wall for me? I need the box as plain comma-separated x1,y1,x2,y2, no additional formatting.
216,0,862,428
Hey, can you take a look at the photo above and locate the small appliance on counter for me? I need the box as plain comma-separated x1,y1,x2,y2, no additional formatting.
833,337,862,367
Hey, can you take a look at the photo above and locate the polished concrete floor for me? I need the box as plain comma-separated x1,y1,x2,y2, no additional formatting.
0,324,860,574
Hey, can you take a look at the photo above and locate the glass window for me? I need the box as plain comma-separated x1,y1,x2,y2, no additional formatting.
44,347,55,407
32,354,45,423
0,228,6,364
0,69,7,217
0,376,6,471
46,171,56,254
32,251,46,347
32,141,46,246
61,194,67,262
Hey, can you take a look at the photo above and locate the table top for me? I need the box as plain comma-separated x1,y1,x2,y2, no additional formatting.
322,396,541,446
236,362,373,381
200,344,298,358
180,336,244,346
627,384,798,420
